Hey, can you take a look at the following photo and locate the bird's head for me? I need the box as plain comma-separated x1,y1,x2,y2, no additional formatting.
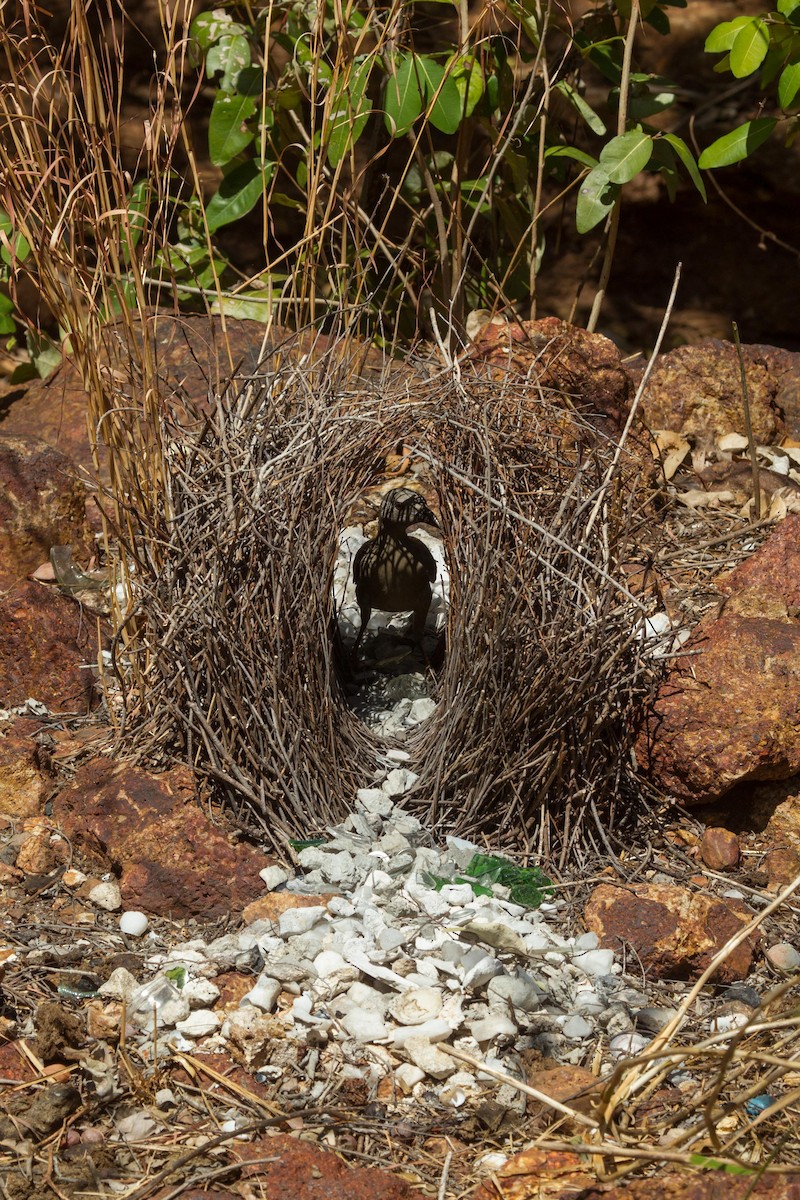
379,487,438,530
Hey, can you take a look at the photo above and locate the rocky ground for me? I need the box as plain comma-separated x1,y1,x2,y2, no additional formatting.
2,316,800,1198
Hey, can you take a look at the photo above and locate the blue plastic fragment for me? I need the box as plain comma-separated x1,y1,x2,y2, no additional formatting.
745,1094,774,1117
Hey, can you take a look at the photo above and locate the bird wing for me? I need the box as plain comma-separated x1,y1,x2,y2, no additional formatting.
410,537,437,584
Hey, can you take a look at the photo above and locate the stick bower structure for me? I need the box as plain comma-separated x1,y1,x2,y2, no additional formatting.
112,334,663,865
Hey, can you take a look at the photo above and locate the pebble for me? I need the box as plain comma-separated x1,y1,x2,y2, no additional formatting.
766,943,800,971
89,880,122,912
119,911,149,936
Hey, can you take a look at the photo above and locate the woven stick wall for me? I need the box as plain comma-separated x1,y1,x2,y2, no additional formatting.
115,338,660,865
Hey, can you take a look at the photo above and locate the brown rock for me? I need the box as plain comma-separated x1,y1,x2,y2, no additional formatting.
716,513,800,611
52,760,271,919
242,891,334,925
525,1064,602,1124
641,339,785,449
576,1173,800,1200
699,827,740,871
584,883,758,982
0,718,50,818
764,846,800,893
0,435,93,588
0,314,391,479
0,581,99,711
15,820,68,875
639,613,800,805
471,1147,595,1200
471,316,633,433
232,1133,428,1199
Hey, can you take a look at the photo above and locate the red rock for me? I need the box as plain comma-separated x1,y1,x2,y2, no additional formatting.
0,717,50,818
764,846,800,893
52,760,272,919
471,1147,595,1200
640,609,800,804
0,435,93,588
0,581,99,711
716,513,800,611
242,891,334,925
576,1173,800,1200
232,1133,427,1198
471,316,633,433
699,827,740,871
640,339,785,449
584,883,758,982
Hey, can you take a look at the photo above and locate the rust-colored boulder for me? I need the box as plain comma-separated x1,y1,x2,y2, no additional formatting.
52,760,272,919
0,581,99,711
0,435,93,588
640,339,785,449
640,516,800,805
699,827,740,872
470,316,634,433
584,883,758,982
0,717,50,818
471,1147,595,1200
232,1133,427,1199
575,1174,800,1200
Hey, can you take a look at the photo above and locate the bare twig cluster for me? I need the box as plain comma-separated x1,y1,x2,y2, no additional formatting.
113,333,661,865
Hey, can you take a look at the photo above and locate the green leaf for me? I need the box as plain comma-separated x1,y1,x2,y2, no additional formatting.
599,129,653,183
645,6,671,35
778,0,800,16
235,65,264,97
730,18,770,77
385,53,425,136
206,34,251,91
450,54,485,119
704,16,752,53
211,290,277,321
688,1155,756,1176
554,79,606,134
545,145,598,168
205,159,273,231
0,313,15,335
26,329,62,378
698,117,777,168
326,59,373,167
209,91,256,166
661,132,707,200
779,60,800,108
416,56,462,134
189,10,244,51
576,167,618,233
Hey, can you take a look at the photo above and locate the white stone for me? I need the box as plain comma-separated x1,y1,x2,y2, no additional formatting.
389,1018,454,1048
439,883,475,907
176,1009,220,1038
462,954,503,990
382,768,420,797
572,948,615,977
402,1035,456,1079
259,865,291,890
98,966,140,1002
183,977,220,1009
277,906,326,938
388,987,443,1026
62,868,87,888
394,1063,425,1092
563,1014,593,1040
89,879,122,912
573,931,599,952
609,1032,650,1059
341,1008,388,1043
242,978,281,1012
119,911,149,936
385,749,411,763
469,1013,517,1043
